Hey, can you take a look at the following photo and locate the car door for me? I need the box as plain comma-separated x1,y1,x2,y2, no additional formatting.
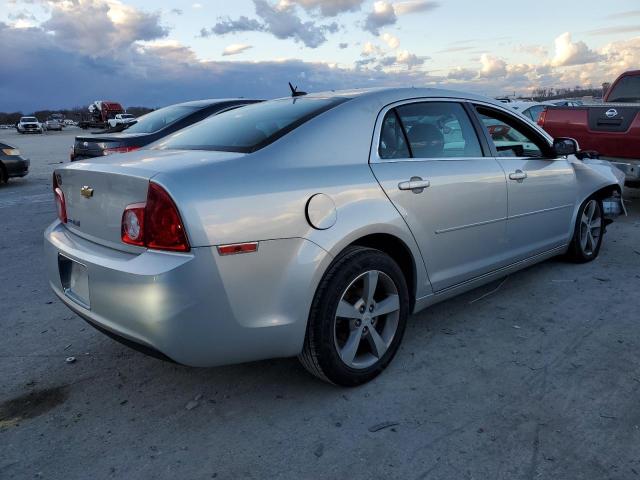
370,100,509,292
473,104,577,262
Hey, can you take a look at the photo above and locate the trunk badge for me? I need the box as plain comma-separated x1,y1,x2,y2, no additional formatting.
80,186,94,198
605,108,618,118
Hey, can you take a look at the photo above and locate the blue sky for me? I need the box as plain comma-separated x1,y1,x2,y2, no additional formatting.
1,0,639,111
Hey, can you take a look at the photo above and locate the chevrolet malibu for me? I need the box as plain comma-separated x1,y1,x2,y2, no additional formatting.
45,88,626,386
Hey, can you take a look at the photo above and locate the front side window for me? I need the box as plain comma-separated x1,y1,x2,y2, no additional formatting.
476,107,549,158
154,97,349,153
379,102,482,160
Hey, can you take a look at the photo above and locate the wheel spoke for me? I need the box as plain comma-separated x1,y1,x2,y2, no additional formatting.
363,271,379,306
373,294,400,317
336,300,360,319
587,230,595,252
590,217,602,230
581,213,589,227
580,225,588,250
340,328,363,365
366,327,387,358
587,201,596,223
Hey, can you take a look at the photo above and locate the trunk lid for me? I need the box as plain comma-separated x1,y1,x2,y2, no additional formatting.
57,149,246,251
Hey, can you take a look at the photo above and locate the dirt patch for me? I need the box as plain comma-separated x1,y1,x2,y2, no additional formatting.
0,385,68,428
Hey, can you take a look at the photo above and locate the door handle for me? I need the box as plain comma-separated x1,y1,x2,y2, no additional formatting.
508,170,527,181
398,177,430,193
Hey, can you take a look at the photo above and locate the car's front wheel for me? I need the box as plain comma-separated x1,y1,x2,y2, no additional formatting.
566,197,604,262
299,246,409,386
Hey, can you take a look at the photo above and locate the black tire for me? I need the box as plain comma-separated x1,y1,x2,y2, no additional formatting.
566,197,604,263
299,246,410,386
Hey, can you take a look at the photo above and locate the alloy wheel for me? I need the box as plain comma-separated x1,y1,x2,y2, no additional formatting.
334,270,400,369
579,199,602,256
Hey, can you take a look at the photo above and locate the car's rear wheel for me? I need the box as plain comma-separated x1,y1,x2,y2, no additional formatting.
566,197,604,263
299,246,409,386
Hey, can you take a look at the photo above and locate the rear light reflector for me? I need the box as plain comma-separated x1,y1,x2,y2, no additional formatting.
121,182,190,252
537,108,547,127
52,172,67,224
104,146,140,156
217,242,259,256
54,188,67,224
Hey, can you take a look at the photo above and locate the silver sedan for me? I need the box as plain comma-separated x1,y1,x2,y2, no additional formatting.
45,88,626,385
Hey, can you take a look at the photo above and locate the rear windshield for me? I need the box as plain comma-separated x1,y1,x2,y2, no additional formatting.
607,76,640,102
153,97,349,153
125,105,200,134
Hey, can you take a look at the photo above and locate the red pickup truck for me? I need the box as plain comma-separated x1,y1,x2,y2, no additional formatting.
538,70,640,184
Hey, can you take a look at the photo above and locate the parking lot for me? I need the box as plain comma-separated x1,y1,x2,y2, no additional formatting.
1,128,639,479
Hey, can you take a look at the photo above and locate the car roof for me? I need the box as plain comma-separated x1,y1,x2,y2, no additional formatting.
172,98,261,108
267,87,510,110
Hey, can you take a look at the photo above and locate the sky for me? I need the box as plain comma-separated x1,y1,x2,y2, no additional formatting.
1,0,639,112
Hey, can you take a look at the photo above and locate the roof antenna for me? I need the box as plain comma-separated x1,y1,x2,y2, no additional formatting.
289,82,307,97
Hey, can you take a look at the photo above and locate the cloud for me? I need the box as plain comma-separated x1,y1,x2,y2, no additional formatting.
364,1,396,35
381,32,399,49
447,67,477,81
40,0,168,56
338,42,348,49
282,0,365,16
170,8,183,15
0,21,443,112
361,41,384,56
605,10,640,20
203,0,338,48
479,54,507,77
204,16,265,36
586,25,640,36
514,44,549,57
393,0,440,15
222,43,253,56
551,32,601,67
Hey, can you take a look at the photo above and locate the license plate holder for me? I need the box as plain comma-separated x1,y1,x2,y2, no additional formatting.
58,254,90,309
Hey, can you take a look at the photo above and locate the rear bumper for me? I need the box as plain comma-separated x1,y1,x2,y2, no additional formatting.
44,221,329,366
3,157,30,178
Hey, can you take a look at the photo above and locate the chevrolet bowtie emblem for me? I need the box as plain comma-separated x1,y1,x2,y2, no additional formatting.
80,186,94,198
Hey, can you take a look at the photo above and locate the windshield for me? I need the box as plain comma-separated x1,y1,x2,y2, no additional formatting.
607,76,640,102
121,114,134,119
22,117,37,122
154,97,348,153
125,105,200,134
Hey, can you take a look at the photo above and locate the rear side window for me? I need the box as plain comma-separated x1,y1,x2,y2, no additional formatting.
379,111,409,159
607,75,640,102
379,102,483,159
525,105,545,122
154,97,349,153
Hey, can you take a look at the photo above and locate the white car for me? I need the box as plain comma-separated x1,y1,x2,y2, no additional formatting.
107,113,136,128
17,117,44,134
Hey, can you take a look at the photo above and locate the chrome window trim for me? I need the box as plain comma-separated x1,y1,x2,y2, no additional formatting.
371,96,488,164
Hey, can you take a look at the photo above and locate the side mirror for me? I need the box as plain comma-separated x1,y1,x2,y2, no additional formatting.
553,137,578,156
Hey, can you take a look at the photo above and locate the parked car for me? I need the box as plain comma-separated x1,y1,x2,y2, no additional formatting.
539,70,640,184
508,101,550,123
70,99,261,161
46,116,64,131
46,88,625,385
0,142,29,183
17,116,43,134
107,113,136,128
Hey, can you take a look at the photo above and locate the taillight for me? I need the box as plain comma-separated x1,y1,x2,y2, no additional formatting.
104,146,140,156
537,108,547,127
121,182,190,252
52,172,67,223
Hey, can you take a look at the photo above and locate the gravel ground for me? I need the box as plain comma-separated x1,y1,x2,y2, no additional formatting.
1,128,639,480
